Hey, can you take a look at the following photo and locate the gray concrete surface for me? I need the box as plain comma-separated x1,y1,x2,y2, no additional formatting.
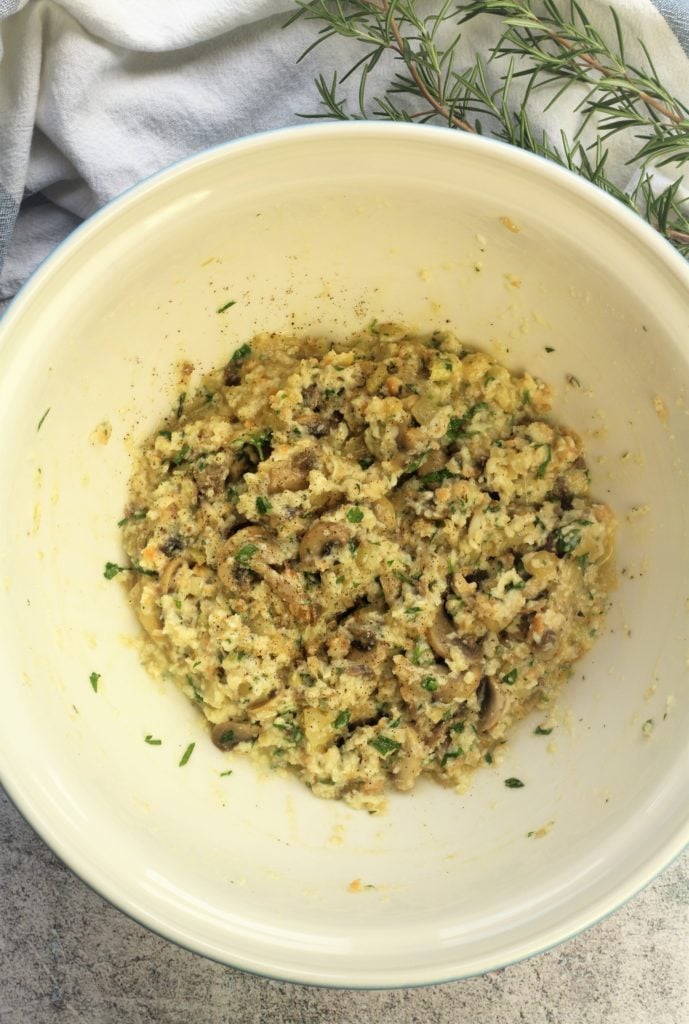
1,788,687,1024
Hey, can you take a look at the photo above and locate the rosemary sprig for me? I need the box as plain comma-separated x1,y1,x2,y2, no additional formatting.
288,0,689,256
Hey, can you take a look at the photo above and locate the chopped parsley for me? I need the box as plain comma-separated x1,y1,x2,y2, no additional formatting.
333,709,351,729
505,777,525,788
274,719,304,744
117,510,147,528
502,669,517,685
176,392,186,419
219,770,233,777
534,725,553,735
230,342,251,362
419,468,457,488
545,346,555,353
103,562,158,580
410,641,434,666
217,300,237,313
441,749,462,767
255,496,272,515
144,735,162,745
405,605,422,618
89,671,100,693
369,736,401,757
553,526,582,556
178,742,195,767
346,507,364,523
484,751,494,764
405,452,428,474
236,429,272,461
359,455,375,470
445,403,488,443
421,676,438,692
235,544,258,565
37,407,51,432
170,443,190,466
535,443,551,479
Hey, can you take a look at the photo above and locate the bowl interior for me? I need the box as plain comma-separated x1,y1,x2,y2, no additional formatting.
1,125,688,986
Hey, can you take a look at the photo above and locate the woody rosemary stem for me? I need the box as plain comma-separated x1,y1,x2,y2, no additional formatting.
288,0,689,259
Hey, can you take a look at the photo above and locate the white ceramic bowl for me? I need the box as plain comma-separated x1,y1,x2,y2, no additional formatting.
1,124,688,988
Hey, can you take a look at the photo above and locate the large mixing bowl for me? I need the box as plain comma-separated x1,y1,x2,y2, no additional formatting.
0,124,687,987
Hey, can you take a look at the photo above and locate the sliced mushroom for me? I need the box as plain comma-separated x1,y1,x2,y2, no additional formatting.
379,573,402,607
417,450,446,477
211,719,259,750
372,497,396,531
427,607,456,660
477,677,507,732
261,565,314,626
398,424,425,451
159,556,185,594
217,526,285,568
299,520,349,561
264,449,317,494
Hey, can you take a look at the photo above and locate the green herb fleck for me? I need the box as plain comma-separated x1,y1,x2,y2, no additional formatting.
217,300,237,313
37,408,51,432
502,669,517,685
186,676,203,704
441,748,462,766
176,392,186,419
347,507,364,523
369,736,401,757
118,510,147,528
567,374,581,388
534,725,553,735
421,676,438,692
445,403,487,442
554,526,582,556
577,553,589,571
410,641,433,666
219,770,233,777
231,342,251,362
274,719,304,744
545,346,555,353
179,742,195,767
235,544,258,565
405,605,422,619
170,443,190,466
419,468,457,488
333,709,351,729
255,496,272,515
505,777,525,788
404,452,427,474
536,443,552,479
237,428,272,461
103,561,158,580
89,671,100,693
359,455,375,470
144,735,162,745
485,751,494,764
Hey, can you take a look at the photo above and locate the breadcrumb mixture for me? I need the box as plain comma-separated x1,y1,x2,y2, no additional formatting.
121,325,615,812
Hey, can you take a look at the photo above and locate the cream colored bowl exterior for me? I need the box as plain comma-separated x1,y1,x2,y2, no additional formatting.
0,124,688,988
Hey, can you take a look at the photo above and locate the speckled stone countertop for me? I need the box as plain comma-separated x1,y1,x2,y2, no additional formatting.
1,788,687,1024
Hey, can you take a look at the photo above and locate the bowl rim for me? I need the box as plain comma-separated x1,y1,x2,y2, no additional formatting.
1,120,688,988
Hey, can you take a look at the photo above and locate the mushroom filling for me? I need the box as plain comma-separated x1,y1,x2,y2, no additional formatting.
121,325,615,812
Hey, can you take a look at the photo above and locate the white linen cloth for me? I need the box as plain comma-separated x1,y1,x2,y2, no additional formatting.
1,0,687,305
